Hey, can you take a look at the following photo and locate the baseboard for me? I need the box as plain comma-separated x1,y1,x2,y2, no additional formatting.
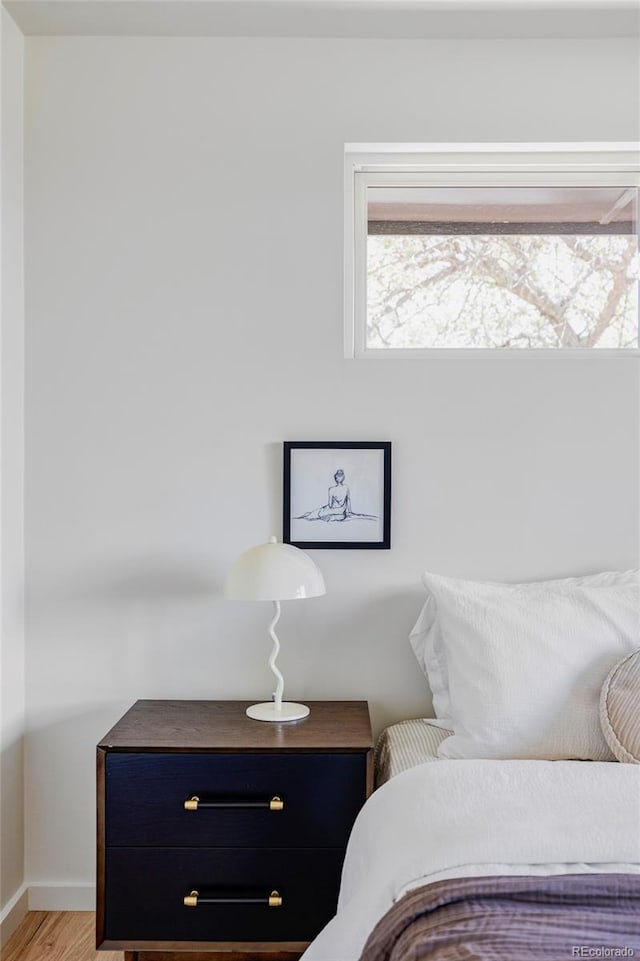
27,883,95,911
0,884,28,946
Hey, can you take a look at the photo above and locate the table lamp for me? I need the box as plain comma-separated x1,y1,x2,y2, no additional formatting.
224,536,325,721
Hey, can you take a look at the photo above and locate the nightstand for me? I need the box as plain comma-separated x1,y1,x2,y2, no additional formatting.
96,700,373,961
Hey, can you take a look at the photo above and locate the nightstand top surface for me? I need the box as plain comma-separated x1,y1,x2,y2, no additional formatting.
98,699,373,752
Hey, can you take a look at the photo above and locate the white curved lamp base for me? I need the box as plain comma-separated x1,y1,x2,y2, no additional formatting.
246,702,310,722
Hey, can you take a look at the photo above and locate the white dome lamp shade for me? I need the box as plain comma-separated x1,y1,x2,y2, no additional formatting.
224,537,325,722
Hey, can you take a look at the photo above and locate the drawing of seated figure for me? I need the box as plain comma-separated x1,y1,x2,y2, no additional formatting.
297,469,377,523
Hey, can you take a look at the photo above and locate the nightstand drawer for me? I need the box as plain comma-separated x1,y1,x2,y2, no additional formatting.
105,846,344,943
105,752,366,848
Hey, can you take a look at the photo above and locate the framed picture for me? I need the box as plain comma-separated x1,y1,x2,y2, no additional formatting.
283,441,391,549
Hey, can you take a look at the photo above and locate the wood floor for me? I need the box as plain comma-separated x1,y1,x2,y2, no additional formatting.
3,912,123,961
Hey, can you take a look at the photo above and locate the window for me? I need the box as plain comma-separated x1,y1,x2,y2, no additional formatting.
345,144,640,357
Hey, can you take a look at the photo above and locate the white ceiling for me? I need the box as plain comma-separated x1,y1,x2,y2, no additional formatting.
4,0,640,39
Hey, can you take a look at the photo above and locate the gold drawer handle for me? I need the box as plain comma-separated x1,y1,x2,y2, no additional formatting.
183,889,283,908
183,795,284,812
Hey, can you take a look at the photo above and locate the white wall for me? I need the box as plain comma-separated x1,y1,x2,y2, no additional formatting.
24,36,640,901
0,4,25,936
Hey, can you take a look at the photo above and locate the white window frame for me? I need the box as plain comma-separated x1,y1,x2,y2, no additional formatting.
344,142,640,359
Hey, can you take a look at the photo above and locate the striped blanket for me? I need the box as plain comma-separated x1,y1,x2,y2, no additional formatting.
360,874,640,961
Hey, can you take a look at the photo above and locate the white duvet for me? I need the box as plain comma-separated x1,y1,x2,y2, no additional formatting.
302,760,640,961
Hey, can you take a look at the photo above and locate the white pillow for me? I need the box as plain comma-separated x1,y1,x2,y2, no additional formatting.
409,594,452,726
416,570,639,761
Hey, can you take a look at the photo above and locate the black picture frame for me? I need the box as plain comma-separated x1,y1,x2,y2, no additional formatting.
283,441,391,549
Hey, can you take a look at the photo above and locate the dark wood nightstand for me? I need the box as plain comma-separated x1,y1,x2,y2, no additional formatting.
97,700,373,961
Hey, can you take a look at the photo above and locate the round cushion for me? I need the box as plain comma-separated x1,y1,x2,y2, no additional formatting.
600,650,640,764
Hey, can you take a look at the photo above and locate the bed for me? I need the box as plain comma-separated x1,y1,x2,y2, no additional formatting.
302,569,640,961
